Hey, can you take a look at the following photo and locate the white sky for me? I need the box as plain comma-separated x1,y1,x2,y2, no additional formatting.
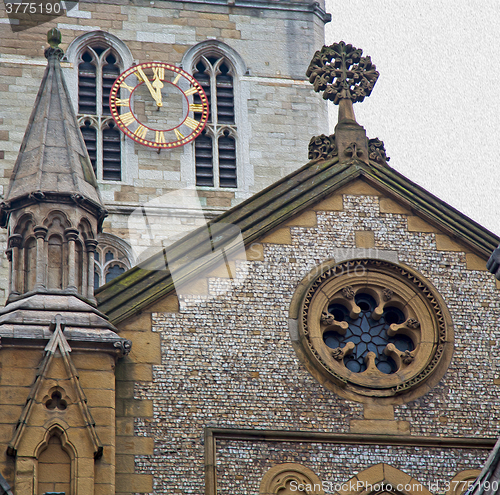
324,0,500,237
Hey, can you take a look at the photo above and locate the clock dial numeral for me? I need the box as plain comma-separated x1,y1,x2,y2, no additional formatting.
189,104,204,112
135,68,146,82
135,124,148,139
172,73,182,85
153,67,165,80
120,82,135,92
120,112,136,126
183,117,200,130
155,131,166,144
174,129,185,141
184,86,198,96
116,98,130,107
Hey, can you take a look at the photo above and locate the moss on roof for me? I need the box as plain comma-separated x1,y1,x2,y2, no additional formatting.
96,156,499,324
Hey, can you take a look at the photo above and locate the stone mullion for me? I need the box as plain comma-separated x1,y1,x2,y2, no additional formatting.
33,226,48,289
64,228,79,291
85,239,98,301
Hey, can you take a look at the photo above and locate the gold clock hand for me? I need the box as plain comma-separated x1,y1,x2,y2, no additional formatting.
136,66,162,107
152,76,164,108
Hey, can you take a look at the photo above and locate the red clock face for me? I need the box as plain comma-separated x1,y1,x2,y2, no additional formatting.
109,62,209,149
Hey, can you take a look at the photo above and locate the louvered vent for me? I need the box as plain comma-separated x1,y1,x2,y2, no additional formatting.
102,53,120,116
216,63,234,124
193,60,211,123
80,120,97,175
195,131,214,186
78,51,96,114
218,131,236,188
103,123,121,181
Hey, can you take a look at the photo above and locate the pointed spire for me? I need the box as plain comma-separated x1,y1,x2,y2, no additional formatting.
0,28,106,229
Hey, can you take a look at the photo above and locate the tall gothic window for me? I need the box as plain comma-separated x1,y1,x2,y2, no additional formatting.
77,45,122,181
193,56,237,188
93,234,133,289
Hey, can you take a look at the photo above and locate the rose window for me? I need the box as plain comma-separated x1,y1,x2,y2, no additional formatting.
295,259,454,402
323,292,416,374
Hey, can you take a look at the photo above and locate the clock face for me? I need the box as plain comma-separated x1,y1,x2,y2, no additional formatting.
109,62,209,149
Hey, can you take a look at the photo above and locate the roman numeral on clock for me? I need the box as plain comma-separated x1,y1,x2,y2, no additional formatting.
135,124,148,139
189,104,204,112
156,131,166,144
115,98,130,107
174,129,185,141
120,82,135,92
120,112,135,126
184,87,198,96
183,117,199,130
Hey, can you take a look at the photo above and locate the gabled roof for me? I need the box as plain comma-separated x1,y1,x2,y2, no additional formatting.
96,154,500,325
0,29,105,228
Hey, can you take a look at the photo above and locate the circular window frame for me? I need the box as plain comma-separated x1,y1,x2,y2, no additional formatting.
291,259,454,404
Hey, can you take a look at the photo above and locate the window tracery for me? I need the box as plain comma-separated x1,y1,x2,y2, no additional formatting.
292,259,454,403
93,233,133,288
193,55,237,188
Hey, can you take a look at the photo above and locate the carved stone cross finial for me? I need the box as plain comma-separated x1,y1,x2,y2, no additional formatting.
306,41,379,105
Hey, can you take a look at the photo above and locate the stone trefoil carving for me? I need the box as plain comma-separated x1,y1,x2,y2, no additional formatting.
306,41,379,104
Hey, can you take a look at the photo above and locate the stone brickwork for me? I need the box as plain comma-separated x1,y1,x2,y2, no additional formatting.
120,182,500,494
0,0,329,303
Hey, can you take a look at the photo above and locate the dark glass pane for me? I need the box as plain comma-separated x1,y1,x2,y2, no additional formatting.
106,264,125,283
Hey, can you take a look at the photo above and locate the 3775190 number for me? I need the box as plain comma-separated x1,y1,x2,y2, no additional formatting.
5,2,61,14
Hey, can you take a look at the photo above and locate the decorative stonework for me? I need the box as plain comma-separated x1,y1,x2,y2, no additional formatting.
368,138,391,163
259,463,324,495
306,41,379,104
308,134,338,161
294,259,454,403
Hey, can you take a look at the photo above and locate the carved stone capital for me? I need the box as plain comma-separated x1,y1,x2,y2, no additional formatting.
34,225,49,239
85,239,98,252
8,234,23,249
64,228,79,242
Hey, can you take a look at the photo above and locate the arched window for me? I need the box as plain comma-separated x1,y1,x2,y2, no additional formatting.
94,233,133,288
66,32,133,183
193,55,237,188
37,434,71,494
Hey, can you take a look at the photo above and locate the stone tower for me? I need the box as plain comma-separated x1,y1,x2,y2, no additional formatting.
0,29,130,494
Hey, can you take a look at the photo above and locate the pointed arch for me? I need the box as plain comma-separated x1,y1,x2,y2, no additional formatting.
335,464,432,495
181,40,251,192
64,31,134,183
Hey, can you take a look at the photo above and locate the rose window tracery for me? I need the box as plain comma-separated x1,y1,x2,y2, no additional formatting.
294,259,454,403
322,291,416,374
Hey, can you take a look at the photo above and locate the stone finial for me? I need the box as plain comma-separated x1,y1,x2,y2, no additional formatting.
306,41,379,105
45,28,63,60
307,41,380,165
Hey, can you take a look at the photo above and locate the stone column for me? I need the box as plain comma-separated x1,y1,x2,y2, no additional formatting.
33,226,48,289
85,239,98,302
64,228,79,292
7,234,23,295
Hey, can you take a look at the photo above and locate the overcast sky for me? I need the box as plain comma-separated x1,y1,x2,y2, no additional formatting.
324,0,500,237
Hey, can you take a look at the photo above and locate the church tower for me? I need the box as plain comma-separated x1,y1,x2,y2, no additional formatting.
0,29,130,495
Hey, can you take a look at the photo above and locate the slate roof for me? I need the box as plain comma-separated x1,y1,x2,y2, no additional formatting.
96,154,500,324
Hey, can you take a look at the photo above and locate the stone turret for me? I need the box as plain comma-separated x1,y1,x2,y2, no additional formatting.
0,28,129,355
0,30,129,494
0,28,106,305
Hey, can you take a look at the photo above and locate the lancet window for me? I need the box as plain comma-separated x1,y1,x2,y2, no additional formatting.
193,55,237,188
